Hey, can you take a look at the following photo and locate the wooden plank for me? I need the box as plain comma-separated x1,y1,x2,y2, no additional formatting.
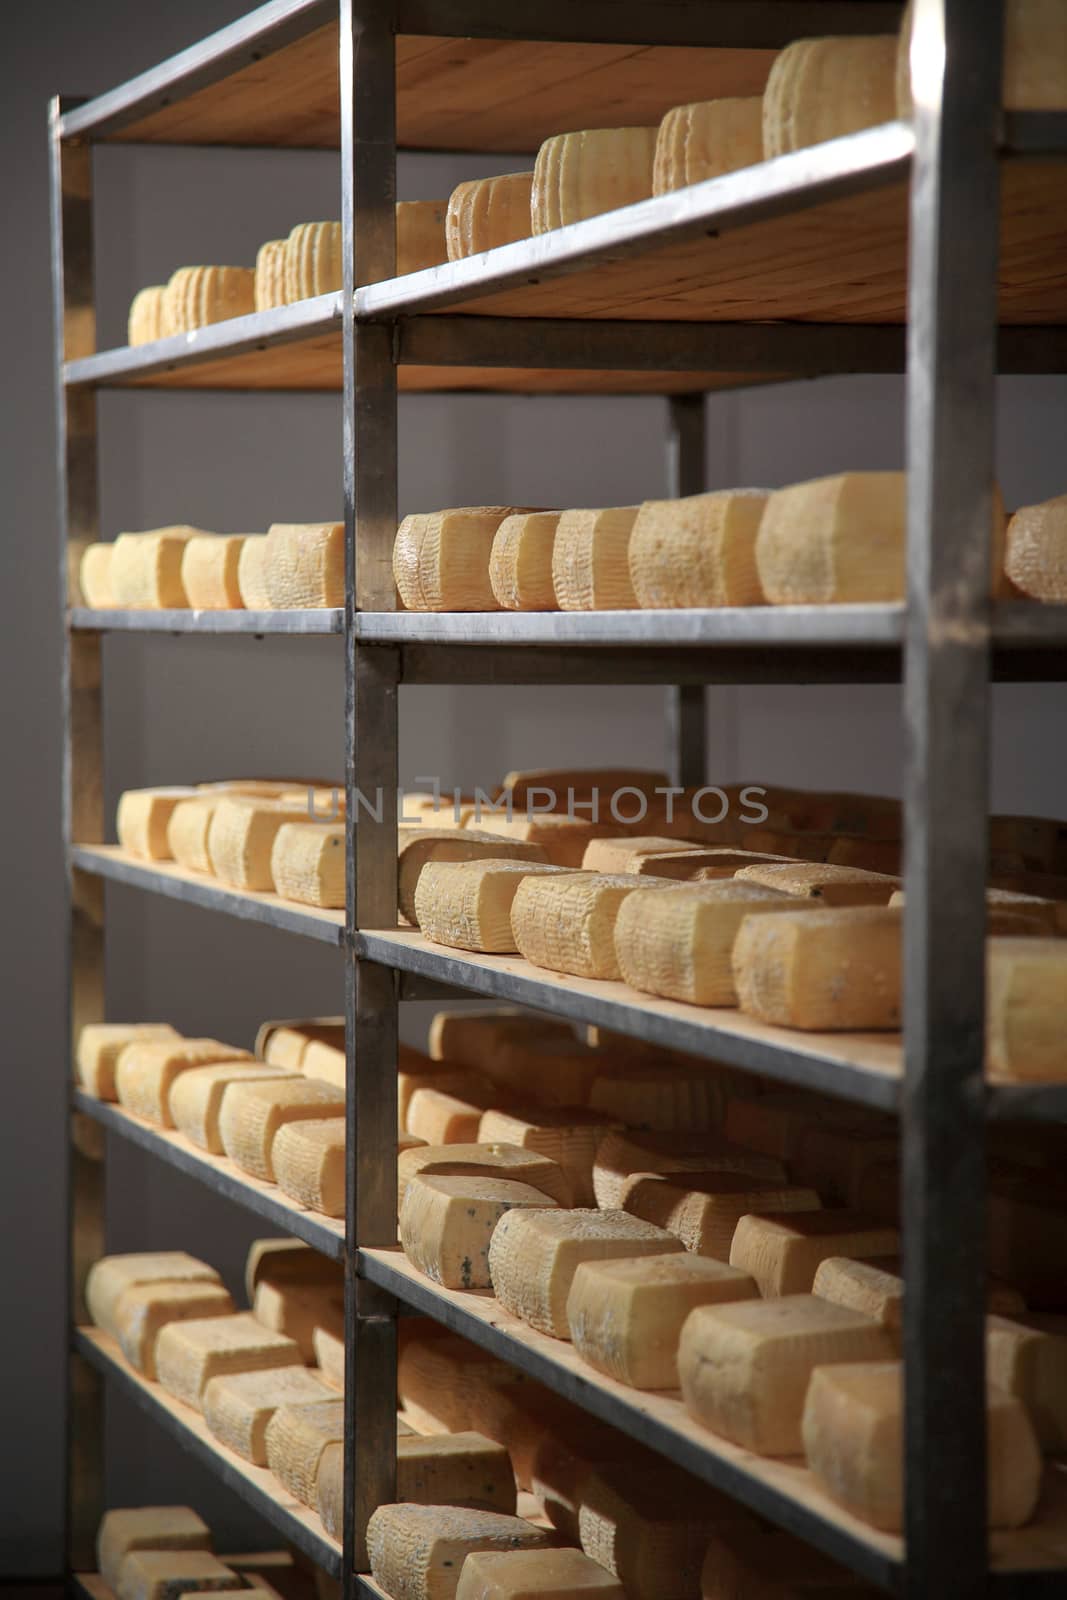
103,28,775,152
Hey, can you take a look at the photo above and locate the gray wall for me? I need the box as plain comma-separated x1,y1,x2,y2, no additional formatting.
3,0,1066,1575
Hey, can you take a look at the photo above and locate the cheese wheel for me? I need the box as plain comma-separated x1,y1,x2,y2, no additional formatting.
763,36,898,157
203,1363,336,1464
481,1109,625,1208
398,827,548,924
629,490,768,608
614,880,810,1006
166,796,220,874
456,1549,625,1599
262,521,344,609
415,859,566,952
265,1396,344,1505
127,286,166,346
499,768,668,808
802,1361,1040,1530
394,508,531,612
512,870,672,980
76,1022,181,1102
470,814,619,869
428,1008,575,1069
580,836,697,874
986,1313,1067,1452
732,905,903,1030
488,1208,683,1339
896,0,1067,115
115,1036,252,1125
237,535,272,608
677,1294,895,1454
180,534,247,609
86,1252,221,1337
111,527,204,609
207,796,320,890
161,265,254,332
97,1507,212,1593
446,174,535,260
219,1076,345,1181
400,1173,560,1289
117,785,200,859
729,1209,900,1297
254,239,288,310
168,1062,294,1153
114,1550,242,1600
587,1061,724,1133
987,937,1067,1079
480,1036,603,1109
592,1129,786,1210
489,512,562,611
552,508,639,611
734,860,900,907
652,98,763,193
285,221,342,301
399,1141,574,1213
396,200,449,276
269,821,345,907
273,1116,346,1216
812,1255,905,1340
366,1504,555,1600
531,128,657,232
318,1432,517,1541
1005,494,1067,598
621,1171,821,1261
114,1280,235,1378
577,1464,736,1600
79,542,115,607
566,1252,758,1389
155,1312,303,1410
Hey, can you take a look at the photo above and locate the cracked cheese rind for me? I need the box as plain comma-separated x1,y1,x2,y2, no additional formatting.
262,521,344,609
127,286,167,346
273,1116,346,1216
394,507,533,612
592,1129,786,1210
531,128,658,233
399,1142,573,1212
169,1062,293,1153
161,266,254,333
114,1280,236,1379
729,1209,900,1298
254,239,289,311
398,827,549,924
802,1360,1040,1531
366,1504,555,1600
155,1312,303,1411
614,880,809,1006
511,871,671,980
219,1076,345,1181
237,536,272,608
566,1252,758,1389
987,937,1067,1080
270,821,345,907
86,1252,222,1337
110,527,205,609
180,535,247,610
456,1549,625,1599
763,36,898,156
207,796,320,891
79,543,115,608
653,98,763,194
97,1507,212,1592
265,1396,344,1506
488,1207,683,1339
551,508,639,611
76,1022,181,1101
620,1172,821,1262
415,859,566,952
114,1548,242,1600
203,1363,335,1464
732,904,903,1030
678,1294,896,1454
116,1037,253,1126
446,174,535,260
400,1173,560,1289
117,786,201,859
629,490,768,608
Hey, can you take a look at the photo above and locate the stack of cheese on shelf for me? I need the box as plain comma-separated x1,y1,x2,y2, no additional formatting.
95,1505,333,1598
390,474,1059,613
78,519,344,611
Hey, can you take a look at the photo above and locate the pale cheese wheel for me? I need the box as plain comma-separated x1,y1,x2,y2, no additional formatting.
729,1209,900,1297
653,98,763,194
367,1504,555,1600
732,905,903,1030
489,512,562,611
398,827,548,924
203,1363,336,1464
168,1061,292,1153
318,1432,517,1542
511,869,673,980
76,1022,181,1101
273,1116,346,1216
97,1507,212,1594
164,796,219,873
180,534,247,609
734,860,900,907
400,1173,560,1289
469,814,618,869
265,1396,344,1506
621,1171,821,1261
115,1036,253,1125
531,128,658,233
79,542,115,608
577,1464,736,1600
155,1311,303,1411
161,265,254,333
481,1109,625,1208
398,1141,573,1213
394,507,533,612
263,521,344,609
270,821,345,906
456,1549,624,1599
254,239,289,311
127,285,167,346
117,785,201,859
415,858,566,952
446,174,535,260
114,1550,242,1600
988,936,1067,1079
629,490,768,608
591,1129,786,1210
237,535,273,608
896,0,1067,115
86,1251,221,1337
110,527,204,609
763,36,898,157
207,795,322,890
114,1279,235,1378
285,221,342,302
219,1075,345,1181
552,508,639,611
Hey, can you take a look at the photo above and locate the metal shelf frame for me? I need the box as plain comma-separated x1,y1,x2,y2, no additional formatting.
52,0,1067,1596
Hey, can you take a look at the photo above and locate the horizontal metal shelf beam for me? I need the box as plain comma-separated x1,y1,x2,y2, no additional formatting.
358,125,915,320
73,1092,345,1259
73,1328,342,1574
70,606,343,634
369,605,904,647
72,846,345,945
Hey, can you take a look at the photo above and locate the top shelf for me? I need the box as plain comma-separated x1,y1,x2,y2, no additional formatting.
58,0,903,154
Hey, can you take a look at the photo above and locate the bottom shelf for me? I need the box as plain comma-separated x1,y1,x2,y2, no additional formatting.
360,1247,1067,1594
75,1553,304,1600
73,1328,342,1577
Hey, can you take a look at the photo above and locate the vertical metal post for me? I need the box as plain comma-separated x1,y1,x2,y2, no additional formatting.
341,1,399,1585
51,97,106,1576
665,394,707,787
901,2,1002,1593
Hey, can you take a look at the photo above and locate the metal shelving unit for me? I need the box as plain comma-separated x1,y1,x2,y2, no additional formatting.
52,1,1067,1597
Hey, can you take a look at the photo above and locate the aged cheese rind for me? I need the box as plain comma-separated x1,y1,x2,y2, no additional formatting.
446,174,535,260
592,1129,786,1210
629,490,768,608
653,98,763,194
399,1142,573,1212
254,239,288,311
263,522,344,609
166,797,220,874
987,937,1067,1079
802,1360,1041,1530
117,786,200,858
577,1465,736,1600
127,286,167,347
552,508,639,611
481,1109,625,1208
566,1252,758,1389
456,1548,625,1599
161,265,254,332
400,1173,560,1289
489,512,562,611
511,870,671,980
366,1504,555,1600
253,1271,343,1364
203,1363,336,1464
114,1280,235,1379
79,543,116,608
729,1209,900,1297
732,905,903,1030
273,1116,346,1216
180,535,247,610
1005,494,1067,599
896,0,1067,116
621,1171,821,1261
77,1022,180,1101
219,1076,345,1181
285,221,342,301
319,1432,517,1541
398,827,549,924
97,1506,212,1592
86,1251,222,1336
986,1313,1067,1451
116,1036,252,1126
763,36,898,156
394,507,531,612
114,1548,242,1600
734,860,900,907
397,201,450,276
155,1312,303,1411
265,1397,344,1506
488,1207,683,1338
678,1294,896,1454
169,1062,291,1153
111,527,205,609
237,536,272,608
416,859,565,952
531,128,658,233
587,1060,724,1133
270,821,345,907
207,796,320,891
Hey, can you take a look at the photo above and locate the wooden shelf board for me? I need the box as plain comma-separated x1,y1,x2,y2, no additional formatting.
73,1091,346,1259
74,1328,342,1575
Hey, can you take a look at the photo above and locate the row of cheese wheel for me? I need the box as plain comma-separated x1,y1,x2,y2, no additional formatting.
392,481,1067,613
94,1505,326,1600
77,521,343,610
